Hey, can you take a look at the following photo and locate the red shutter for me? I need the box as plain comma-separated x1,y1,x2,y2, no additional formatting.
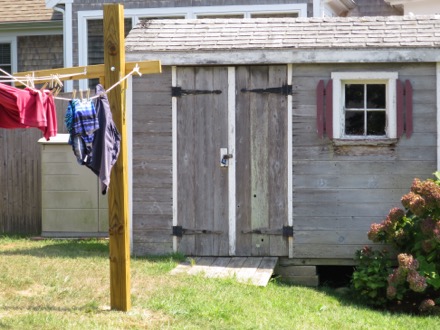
396,80,404,138
325,80,333,139
316,80,325,138
405,80,413,138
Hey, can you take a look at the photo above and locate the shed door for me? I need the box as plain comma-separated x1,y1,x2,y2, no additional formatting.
235,66,289,256
174,65,289,257
175,67,229,256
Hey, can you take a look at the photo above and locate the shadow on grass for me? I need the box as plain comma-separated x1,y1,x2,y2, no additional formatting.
0,239,109,259
1,236,187,263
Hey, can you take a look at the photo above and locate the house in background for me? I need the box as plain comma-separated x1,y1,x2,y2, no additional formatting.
0,0,63,74
385,0,440,15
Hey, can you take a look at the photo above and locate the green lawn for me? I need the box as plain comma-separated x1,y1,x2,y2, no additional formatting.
0,236,437,329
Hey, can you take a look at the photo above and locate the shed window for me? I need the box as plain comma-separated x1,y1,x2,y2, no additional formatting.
331,72,398,140
344,83,386,136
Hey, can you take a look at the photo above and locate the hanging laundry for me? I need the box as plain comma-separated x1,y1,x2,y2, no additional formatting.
65,98,99,165
86,84,121,195
0,82,57,140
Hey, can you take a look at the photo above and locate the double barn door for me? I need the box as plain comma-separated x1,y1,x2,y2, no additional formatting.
174,65,290,257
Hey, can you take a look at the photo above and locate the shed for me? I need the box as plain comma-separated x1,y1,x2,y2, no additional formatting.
125,16,440,276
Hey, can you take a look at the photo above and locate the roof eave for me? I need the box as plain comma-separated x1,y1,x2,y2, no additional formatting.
126,47,440,66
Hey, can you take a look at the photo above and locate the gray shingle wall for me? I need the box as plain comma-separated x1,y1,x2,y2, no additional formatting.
126,16,440,52
347,0,403,17
17,35,63,72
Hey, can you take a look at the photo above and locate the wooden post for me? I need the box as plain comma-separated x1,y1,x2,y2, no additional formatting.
103,3,131,311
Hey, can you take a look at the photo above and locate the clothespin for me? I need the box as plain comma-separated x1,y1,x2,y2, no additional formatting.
86,88,90,101
79,89,84,101
40,82,48,91
72,89,77,99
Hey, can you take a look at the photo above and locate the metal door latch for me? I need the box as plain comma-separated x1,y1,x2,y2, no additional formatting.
220,148,233,167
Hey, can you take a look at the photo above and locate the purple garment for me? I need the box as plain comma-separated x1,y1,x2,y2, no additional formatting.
86,84,121,194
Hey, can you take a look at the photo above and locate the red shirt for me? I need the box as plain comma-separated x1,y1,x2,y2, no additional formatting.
0,83,57,140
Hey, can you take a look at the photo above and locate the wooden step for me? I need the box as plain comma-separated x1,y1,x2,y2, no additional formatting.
171,257,278,287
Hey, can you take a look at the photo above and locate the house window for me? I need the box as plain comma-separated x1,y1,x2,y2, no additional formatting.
331,72,398,140
0,43,12,74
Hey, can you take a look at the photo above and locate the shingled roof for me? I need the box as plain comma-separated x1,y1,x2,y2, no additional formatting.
125,15,440,65
126,15,440,52
0,0,60,23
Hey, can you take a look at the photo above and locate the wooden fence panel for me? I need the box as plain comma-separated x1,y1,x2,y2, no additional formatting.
0,95,69,234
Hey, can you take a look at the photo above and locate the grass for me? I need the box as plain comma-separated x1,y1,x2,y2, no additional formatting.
0,236,438,329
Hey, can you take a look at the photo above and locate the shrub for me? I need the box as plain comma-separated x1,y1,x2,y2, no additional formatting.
351,247,392,307
354,173,440,313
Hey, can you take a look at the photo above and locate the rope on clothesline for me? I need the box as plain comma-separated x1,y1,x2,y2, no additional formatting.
0,69,87,83
0,67,32,89
0,64,142,103
89,64,142,100
53,64,142,102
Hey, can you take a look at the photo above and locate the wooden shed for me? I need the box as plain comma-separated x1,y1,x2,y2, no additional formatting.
125,16,440,275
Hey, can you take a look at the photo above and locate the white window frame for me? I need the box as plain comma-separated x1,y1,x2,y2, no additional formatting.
0,37,18,74
77,4,307,89
331,72,398,140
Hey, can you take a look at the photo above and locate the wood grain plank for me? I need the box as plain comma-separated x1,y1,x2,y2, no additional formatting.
267,65,288,256
252,257,278,286
236,257,263,283
250,66,270,256
235,66,252,256
176,67,196,255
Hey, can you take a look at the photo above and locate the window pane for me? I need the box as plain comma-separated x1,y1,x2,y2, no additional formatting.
0,43,11,65
251,13,299,18
345,111,364,135
197,14,244,19
367,111,386,135
345,84,364,108
367,84,386,109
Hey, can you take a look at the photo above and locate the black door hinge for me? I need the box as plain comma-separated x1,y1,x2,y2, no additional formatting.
172,226,183,237
282,226,294,238
172,86,222,97
241,84,292,96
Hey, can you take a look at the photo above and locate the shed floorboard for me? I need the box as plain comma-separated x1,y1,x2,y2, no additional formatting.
170,256,278,287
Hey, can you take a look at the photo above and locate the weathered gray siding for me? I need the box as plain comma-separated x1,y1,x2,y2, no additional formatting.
292,62,436,260
131,62,437,262
0,96,70,235
347,0,402,16
132,68,173,256
1,33,67,234
17,35,63,72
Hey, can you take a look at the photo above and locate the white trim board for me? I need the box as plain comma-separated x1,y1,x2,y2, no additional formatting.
228,66,237,256
0,36,17,74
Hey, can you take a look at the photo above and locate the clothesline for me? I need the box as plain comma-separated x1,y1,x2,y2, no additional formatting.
0,69,87,84
0,64,142,102
52,64,142,102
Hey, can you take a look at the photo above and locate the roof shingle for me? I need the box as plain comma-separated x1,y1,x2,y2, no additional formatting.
0,0,60,23
125,16,440,52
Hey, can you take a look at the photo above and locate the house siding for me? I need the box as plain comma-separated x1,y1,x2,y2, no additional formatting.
347,0,403,16
17,35,63,72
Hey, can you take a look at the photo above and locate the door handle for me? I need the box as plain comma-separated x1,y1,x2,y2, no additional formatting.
220,148,233,167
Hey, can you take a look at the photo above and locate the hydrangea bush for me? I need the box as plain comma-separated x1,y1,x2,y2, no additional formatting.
352,173,440,314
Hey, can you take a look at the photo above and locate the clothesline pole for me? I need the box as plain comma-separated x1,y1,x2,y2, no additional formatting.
104,3,131,312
